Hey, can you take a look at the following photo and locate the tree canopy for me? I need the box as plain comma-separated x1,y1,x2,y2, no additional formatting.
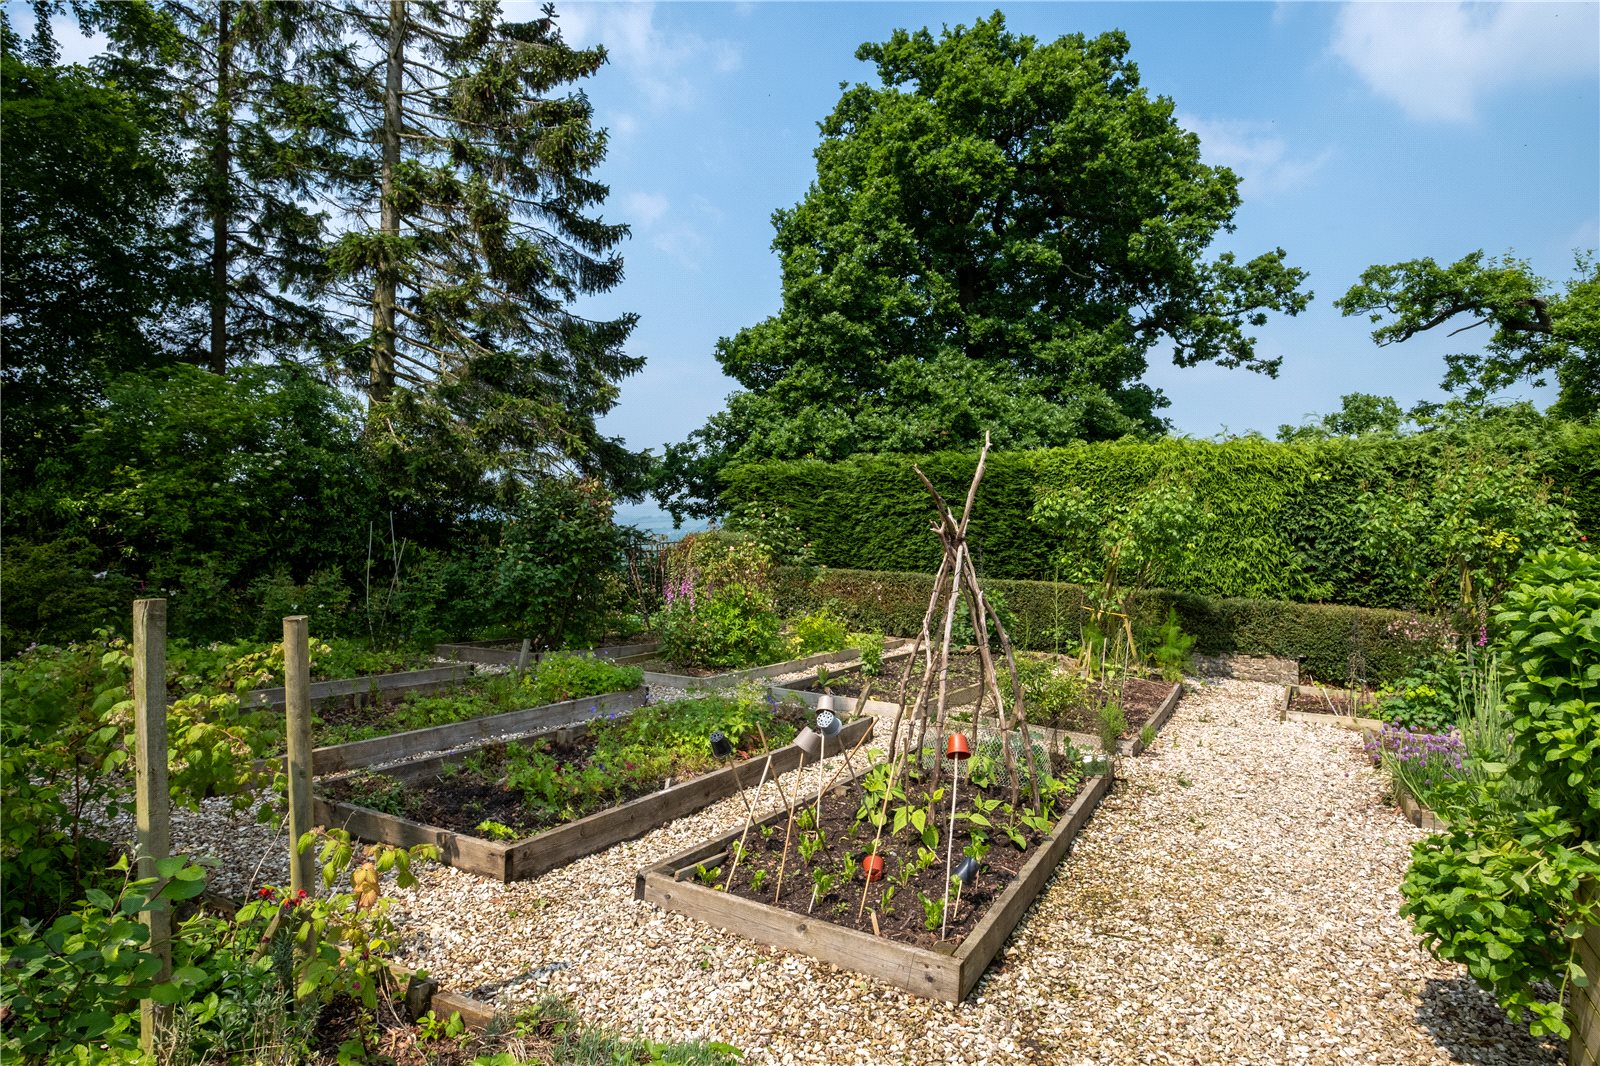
1336,250,1599,420
658,12,1310,520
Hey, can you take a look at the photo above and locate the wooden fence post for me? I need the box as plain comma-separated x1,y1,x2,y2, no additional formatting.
132,598,171,1055
283,615,315,894
515,638,532,677
1574,880,1600,1066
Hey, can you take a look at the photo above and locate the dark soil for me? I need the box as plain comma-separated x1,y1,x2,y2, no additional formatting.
720,755,1082,950
1025,677,1176,738
322,703,810,840
796,651,986,699
1288,689,1378,717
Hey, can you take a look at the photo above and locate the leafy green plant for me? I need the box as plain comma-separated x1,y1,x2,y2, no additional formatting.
749,869,767,893
658,582,784,670
1139,724,1156,748
786,609,848,659
1150,608,1195,681
917,891,945,932
1097,701,1128,753
1400,547,1600,1040
475,820,521,842
416,1009,466,1042
522,653,643,707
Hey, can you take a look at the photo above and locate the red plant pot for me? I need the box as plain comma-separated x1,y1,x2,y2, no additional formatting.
946,733,971,760
861,855,884,882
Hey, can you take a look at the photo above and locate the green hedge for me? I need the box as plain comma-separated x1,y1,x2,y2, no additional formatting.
774,567,1435,685
726,419,1600,609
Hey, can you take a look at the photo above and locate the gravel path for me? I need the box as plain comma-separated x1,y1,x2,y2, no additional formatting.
117,678,1563,1064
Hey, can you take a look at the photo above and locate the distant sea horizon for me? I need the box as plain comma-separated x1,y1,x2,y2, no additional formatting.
612,501,711,538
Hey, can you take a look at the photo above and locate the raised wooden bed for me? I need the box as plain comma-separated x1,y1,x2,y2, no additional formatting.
1395,785,1448,832
635,767,1111,1003
773,651,978,717
1279,684,1382,733
640,647,873,693
434,639,658,667
298,687,646,776
1016,679,1183,758
242,664,476,709
315,715,874,882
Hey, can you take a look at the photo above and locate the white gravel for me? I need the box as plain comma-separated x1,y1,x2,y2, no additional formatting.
104,677,1563,1064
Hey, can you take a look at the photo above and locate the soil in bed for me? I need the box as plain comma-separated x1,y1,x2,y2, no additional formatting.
321,701,811,839
719,753,1083,950
1287,689,1378,717
799,651,983,700
1024,676,1176,738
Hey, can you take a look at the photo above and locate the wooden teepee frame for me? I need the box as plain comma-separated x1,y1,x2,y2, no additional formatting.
879,433,1042,810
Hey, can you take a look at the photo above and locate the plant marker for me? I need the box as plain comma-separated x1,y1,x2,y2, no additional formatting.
942,732,971,939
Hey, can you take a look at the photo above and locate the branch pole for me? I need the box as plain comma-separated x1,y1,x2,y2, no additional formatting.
283,615,315,894
133,598,171,1055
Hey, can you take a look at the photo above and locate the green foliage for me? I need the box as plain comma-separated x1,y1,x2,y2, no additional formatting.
1097,701,1128,754
488,996,744,1066
2,855,208,1063
658,584,783,670
774,566,1434,685
1151,609,1196,682
656,14,1310,521
445,691,798,832
718,418,1599,610
1336,250,1599,419
1495,549,1600,833
523,654,644,707
1400,547,1600,1039
1277,392,1406,441
785,610,849,659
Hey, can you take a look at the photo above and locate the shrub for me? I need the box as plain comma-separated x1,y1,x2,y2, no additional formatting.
1400,547,1600,1039
774,566,1435,685
523,653,643,705
658,583,784,669
786,609,849,658
719,418,1600,609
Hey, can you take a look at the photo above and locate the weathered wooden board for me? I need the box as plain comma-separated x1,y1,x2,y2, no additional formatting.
1395,787,1448,832
1573,883,1600,1066
434,640,658,667
1014,681,1182,758
640,647,872,693
636,768,1112,1003
1279,684,1382,732
315,715,874,882
243,664,475,709
305,688,646,775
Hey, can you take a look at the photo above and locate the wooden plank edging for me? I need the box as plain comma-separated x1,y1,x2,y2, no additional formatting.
634,769,1112,1003
243,664,476,709
315,716,875,882
433,640,659,667
1395,786,1449,832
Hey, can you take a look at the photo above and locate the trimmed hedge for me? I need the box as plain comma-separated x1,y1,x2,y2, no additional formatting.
725,420,1600,609
774,566,1435,685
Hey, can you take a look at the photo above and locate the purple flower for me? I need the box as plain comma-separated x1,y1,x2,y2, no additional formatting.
1476,625,1488,647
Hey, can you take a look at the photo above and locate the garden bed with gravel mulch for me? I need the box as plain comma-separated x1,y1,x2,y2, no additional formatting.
1023,675,1178,738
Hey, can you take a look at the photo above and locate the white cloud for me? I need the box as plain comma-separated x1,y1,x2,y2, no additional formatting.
623,191,670,226
555,2,741,115
1180,114,1332,197
616,192,708,269
1331,2,1599,123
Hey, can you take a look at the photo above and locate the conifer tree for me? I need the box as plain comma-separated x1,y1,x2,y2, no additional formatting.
329,0,644,488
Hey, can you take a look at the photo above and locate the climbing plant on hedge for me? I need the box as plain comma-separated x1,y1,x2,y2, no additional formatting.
1400,547,1600,1040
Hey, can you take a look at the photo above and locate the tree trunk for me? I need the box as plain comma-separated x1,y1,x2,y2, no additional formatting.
370,0,404,401
207,0,234,375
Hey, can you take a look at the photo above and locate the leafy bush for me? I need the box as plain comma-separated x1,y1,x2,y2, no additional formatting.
523,653,644,706
1150,608,1196,682
1400,547,1600,1039
719,417,1599,609
785,609,848,658
658,583,783,670
773,566,1436,685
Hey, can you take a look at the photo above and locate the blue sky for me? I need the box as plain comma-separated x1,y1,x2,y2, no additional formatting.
30,2,1600,530
541,1,1598,459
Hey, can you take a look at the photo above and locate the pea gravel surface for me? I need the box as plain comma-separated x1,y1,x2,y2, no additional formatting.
123,678,1563,1064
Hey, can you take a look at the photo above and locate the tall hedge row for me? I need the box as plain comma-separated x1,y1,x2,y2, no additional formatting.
726,420,1599,609
774,567,1433,685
